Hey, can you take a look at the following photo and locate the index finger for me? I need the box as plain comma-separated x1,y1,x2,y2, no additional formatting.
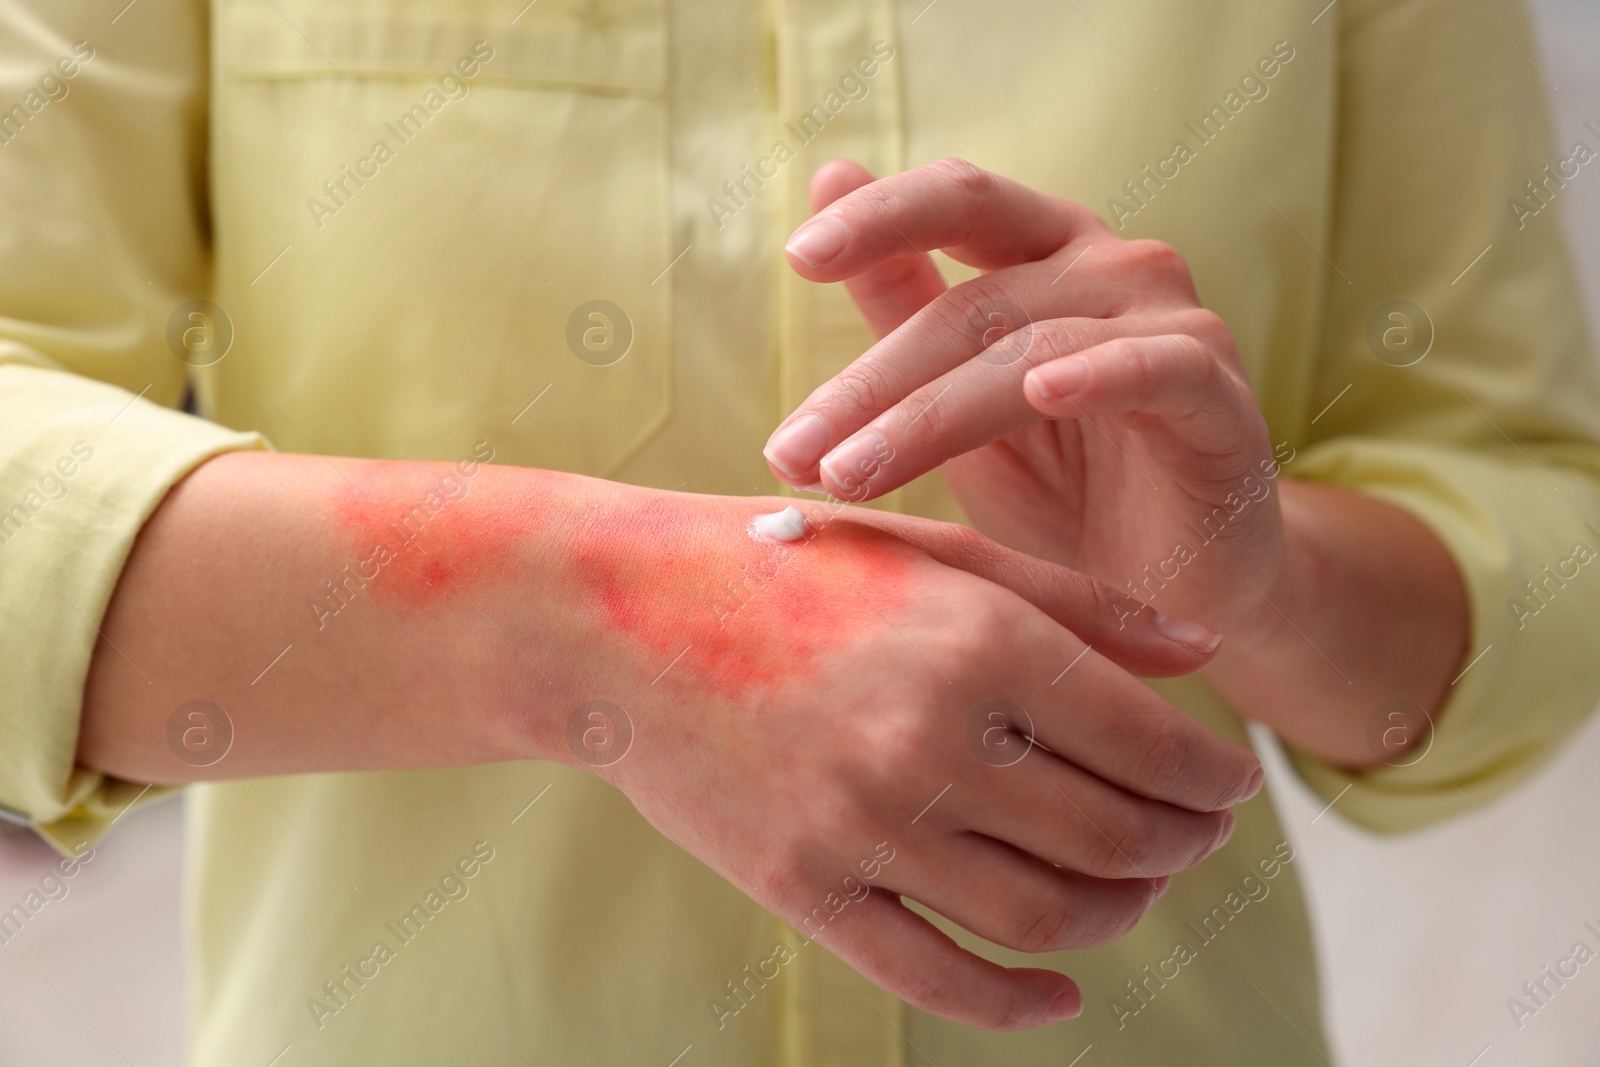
783,157,1106,278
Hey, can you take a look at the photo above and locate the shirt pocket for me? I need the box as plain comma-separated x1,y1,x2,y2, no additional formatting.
210,0,675,477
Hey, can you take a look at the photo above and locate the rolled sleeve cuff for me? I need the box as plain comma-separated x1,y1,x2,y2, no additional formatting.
0,362,265,853
1282,437,1600,833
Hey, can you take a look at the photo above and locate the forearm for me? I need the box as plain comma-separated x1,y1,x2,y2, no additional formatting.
1205,479,1469,767
78,450,593,783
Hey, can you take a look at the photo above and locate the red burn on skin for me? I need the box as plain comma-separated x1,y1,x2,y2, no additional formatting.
328,461,548,610
568,500,914,697
328,466,913,697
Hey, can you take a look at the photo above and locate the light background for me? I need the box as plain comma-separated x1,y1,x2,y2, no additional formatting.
2,1,1597,1062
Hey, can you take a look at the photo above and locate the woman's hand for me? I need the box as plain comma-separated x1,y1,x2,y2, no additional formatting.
762,160,1471,768
551,489,1262,1031
763,158,1286,642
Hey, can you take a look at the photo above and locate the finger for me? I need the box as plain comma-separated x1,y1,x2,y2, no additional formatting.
766,238,1209,490
887,833,1165,954
1033,653,1264,813
880,521,1262,812
959,752,1235,880
807,887,1081,1030
811,317,1130,500
763,264,1126,489
1024,328,1259,462
810,160,948,340
784,157,1106,279
813,486,1226,675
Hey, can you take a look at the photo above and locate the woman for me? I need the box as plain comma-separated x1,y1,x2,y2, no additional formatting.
2,0,1596,1063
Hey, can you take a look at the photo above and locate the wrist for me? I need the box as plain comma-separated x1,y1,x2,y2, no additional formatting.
467,467,640,768
1206,482,1320,677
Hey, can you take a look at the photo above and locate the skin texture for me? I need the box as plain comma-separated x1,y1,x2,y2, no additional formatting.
78,450,1262,1031
764,158,1469,767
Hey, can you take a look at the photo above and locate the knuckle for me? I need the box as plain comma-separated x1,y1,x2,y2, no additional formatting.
1022,325,1066,368
853,708,920,774
1078,890,1156,947
936,278,1033,358
1086,806,1156,878
1121,239,1189,281
853,187,901,233
831,361,897,418
937,520,995,567
1087,573,1143,633
1134,713,1193,798
1021,320,1085,370
930,156,996,205
1008,899,1077,954
963,590,1020,650
752,849,811,911
1114,337,1161,395
1166,319,1226,371
962,586,1009,629
1195,348,1232,404
1180,335,1222,381
924,591,1015,671
913,968,1018,1030
1178,307,1230,347
991,997,1047,1032
1176,311,1247,386
898,968,963,1019
879,717,934,774
848,175,896,215
1075,572,1152,639
928,280,995,340
900,383,952,440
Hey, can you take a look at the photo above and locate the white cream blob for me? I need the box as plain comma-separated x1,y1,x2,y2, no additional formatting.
751,505,809,542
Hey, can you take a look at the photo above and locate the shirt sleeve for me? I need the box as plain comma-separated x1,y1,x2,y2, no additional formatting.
1281,0,1600,832
0,1,264,853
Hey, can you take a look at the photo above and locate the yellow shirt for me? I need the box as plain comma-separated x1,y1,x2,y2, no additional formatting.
3,0,1598,1063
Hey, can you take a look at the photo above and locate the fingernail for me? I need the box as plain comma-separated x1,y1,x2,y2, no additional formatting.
786,215,850,268
764,413,831,480
1038,990,1081,1024
820,430,889,496
1030,357,1088,401
1154,613,1222,654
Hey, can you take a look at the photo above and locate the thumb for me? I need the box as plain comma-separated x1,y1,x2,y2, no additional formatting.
801,160,947,341
886,519,1221,677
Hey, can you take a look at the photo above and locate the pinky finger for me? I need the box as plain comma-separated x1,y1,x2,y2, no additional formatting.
806,888,1081,1031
